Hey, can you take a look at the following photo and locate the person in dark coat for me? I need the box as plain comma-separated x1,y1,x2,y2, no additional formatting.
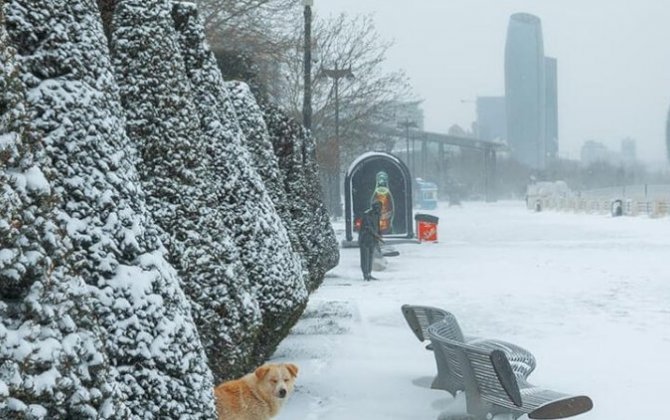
358,201,383,281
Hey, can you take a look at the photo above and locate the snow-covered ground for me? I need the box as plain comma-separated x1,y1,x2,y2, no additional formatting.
272,201,670,419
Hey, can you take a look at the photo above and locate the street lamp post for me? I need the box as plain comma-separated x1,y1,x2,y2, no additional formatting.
302,0,313,130
397,119,417,175
320,64,354,217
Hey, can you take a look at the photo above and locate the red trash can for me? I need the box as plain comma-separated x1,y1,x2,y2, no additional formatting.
415,213,439,242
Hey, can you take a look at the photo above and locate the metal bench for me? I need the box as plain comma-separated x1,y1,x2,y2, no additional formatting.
401,304,536,396
428,320,593,420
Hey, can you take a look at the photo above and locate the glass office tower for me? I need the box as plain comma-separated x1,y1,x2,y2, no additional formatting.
476,96,507,142
505,13,546,170
544,57,558,160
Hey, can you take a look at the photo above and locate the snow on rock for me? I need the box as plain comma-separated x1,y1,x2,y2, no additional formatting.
263,104,340,291
170,2,308,365
2,0,216,417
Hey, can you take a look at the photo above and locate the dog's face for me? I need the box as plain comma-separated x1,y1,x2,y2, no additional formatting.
254,363,298,401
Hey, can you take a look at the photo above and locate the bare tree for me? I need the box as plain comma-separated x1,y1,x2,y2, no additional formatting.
192,4,415,215
280,13,414,163
194,0,300,98
195,5,414,159
195,0,299,38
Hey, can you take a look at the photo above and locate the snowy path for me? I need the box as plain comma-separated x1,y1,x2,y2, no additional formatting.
273,201,670,419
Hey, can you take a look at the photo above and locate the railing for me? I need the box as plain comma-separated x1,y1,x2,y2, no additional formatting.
527,184,670,218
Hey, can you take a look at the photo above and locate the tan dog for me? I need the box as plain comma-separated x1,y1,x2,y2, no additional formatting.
214,363,299,420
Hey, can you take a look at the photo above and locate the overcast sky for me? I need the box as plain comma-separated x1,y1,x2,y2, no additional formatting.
316,0,670,163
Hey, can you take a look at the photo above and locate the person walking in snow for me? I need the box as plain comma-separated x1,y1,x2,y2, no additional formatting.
358,201,383,281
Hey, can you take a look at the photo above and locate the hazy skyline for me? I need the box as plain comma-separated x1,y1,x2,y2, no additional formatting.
317,0,670,163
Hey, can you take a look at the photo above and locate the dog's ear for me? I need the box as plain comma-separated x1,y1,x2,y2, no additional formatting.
255,365,270,380
285,363,299,378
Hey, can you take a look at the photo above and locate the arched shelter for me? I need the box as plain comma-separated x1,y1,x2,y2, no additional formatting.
344,152,414,245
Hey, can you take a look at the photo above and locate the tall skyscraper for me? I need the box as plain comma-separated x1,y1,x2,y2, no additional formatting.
544,57,558,159
666,105,670,163
505,13,546,170
476,96,507,142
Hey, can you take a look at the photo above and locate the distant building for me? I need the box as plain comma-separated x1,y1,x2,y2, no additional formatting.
581,139,637,167
476,96,506,142
544,57,558,159
447,124,469,137
666,105,670,162
580,140,609,166
505,13,546,170
621,137,636,164
389,100,425,130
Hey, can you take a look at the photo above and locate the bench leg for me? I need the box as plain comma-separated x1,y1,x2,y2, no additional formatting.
491,414,515,420
440,412,516,420
438,415,475,420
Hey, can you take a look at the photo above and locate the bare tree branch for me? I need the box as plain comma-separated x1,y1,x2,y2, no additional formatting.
194,2,416,164
277,13,415,162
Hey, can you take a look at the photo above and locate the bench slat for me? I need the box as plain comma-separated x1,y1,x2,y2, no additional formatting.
401,305,536,386
402,305,464,342
427,320,593,419
462,347,523,408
